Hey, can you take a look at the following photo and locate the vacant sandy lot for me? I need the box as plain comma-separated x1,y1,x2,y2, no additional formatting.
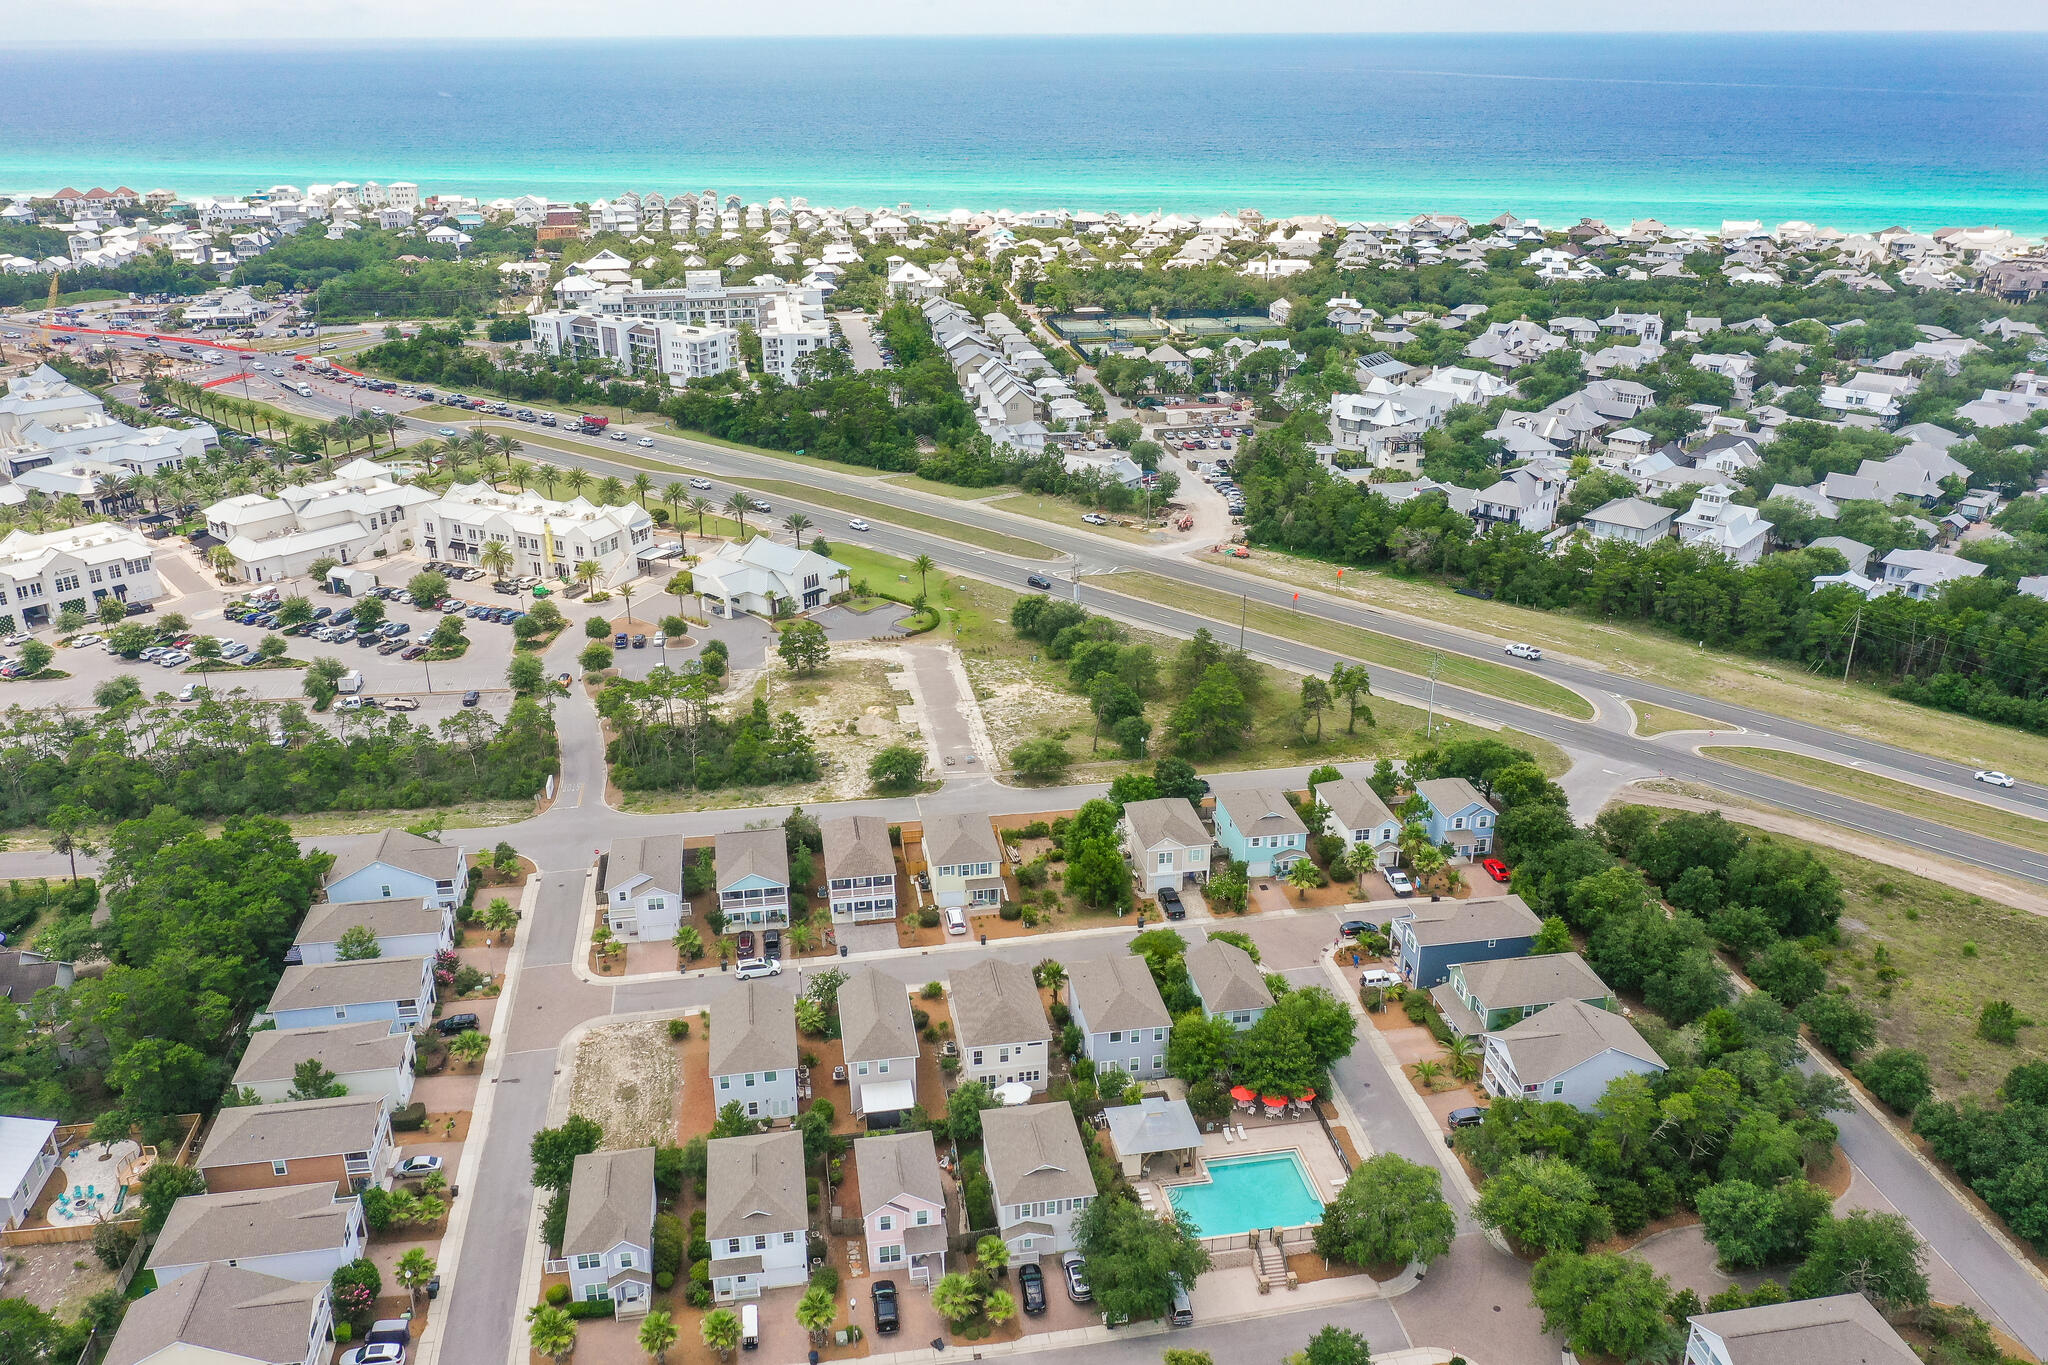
569,1020,678,1150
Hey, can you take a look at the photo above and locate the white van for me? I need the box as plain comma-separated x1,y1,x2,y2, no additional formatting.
944,907,968,936
740,1303,759,1351
733,957,781,981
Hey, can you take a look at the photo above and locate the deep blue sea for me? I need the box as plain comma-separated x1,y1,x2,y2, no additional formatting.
3,34,2046,231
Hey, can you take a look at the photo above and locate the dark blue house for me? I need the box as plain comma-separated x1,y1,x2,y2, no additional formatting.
1393,894,1543,988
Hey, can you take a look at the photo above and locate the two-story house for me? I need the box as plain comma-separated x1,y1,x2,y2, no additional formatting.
1431,951,1612,1036
1313,777,1402,868
708,979,799,1121
232,1022,416,1111
950,959,1052,1094
1183,939,1274,1030
289,898,453,965
1392,894,1542,988
1412,778,1499,861
981,1103,1098,1263
1120,797,1212,896
1066,956,1170,1081
855,1129,949,1284
821,816,897,925
837,968,919,1124
602,836,688,942
196,1095,392,1196
1684,1295,1917,1365
266,956,435,1035
1481,998,1666,1111
563,1146,656,1311
921,813,1005,912
102,1262,332,1365
0,1116,59,1230
714,829,790,934
1211,789,1308,877
323,828,466,911
148,1183,366,1285
706,1130,809,1300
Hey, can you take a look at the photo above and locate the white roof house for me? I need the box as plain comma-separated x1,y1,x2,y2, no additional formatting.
693,538,849,618
1674,485,1771,564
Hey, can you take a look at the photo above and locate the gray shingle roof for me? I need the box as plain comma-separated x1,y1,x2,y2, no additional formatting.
1396,894,1541,947
1453,951,1608,1015
325,827,463,887
821,815,894,882
707,1129,807,1242
1585,496,1674,531
606,835,686,895
1183,940,1273,1015
1103,1097,1202,1157
198,1095,387,1170
981,1103,1096,1208
1415,777,1492,816
1121,797,1207,852
1688,1292,1917,1365
564,1147,655,1258
232,1021,409,1087
149,1183,355,1271
1491,998,1664,1083
716,828,789,890
1068,956,1169,1034
949,959,1049,1049
1216,788,1306,839
268,956,429,1014
1314,778,1394,835
294,898,441,948
922,812,1000,870
837,967,918,1065
104,1261,326,1365
707,979,797,1077
854,1129,946,1232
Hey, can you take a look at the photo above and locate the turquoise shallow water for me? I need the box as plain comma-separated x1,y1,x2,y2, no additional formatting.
2,35,2046,231
1167,1152,1324,1238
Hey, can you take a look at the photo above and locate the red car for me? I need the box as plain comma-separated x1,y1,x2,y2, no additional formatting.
1481,857,1511,884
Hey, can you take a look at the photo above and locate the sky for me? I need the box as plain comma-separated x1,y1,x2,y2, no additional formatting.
20,0,2048,41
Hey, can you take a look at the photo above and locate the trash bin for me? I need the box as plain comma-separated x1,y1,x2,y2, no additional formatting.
839,944,848,957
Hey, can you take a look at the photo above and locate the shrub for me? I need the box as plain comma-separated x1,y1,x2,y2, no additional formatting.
584,617,610,640
811,1265,840,1294
92,1220,137,1270
653,1212,685,1277
999,902,1023,921
919,908,940,928
1980,999,2030,1046
566,1299,615,1319
921,981,944,999
545,1283,570,1307
667,1018,691,1040
391,1102,427,1132
1859,1049,1933,1115
1800,993,1876,1062
655,1270,675,1291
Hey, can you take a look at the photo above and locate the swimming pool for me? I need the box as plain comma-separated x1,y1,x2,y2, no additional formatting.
1166,1152,1322,1238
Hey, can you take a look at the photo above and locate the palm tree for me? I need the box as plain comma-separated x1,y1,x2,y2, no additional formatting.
630,472,654,507
724,490,750,539
480,540,513,580
984,1288,1018,1328
794,1285,837,1346
783,512,812,545
700,1308,741,1362
410,437,445,469
509,458,536,491
688,495,713,545
1286,858,1321,901
637,1309,679,1364
931,1273,980,1327
1412,1058,1445,1088
563,466,591,499
575,560,602,595
912,553,935,598
491,431,524,471
394,1248,437,1308
597,474,626,505
526,1304,576,1364
662,482,686,526
1447,1034,1482,1082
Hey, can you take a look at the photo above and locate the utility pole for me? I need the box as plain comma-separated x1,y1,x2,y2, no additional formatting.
1842,604,1863,684
1424,653,1444,736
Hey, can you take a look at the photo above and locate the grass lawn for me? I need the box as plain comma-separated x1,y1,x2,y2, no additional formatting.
1709,746,2048,857
1216,554,2048,776
1629,700,1731,736
884,472,1005,500
726,479,1055,560
1100,570,1596,721
989,492,1160,545
649,423,904,479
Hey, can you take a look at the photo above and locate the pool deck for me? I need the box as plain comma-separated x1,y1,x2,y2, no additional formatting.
1135,1116,1355,1244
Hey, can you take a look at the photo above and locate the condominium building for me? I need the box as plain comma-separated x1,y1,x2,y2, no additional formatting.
758,293,832,383
0,522,163,626
417,483,654,584
528,311,736,384
552,269,823,331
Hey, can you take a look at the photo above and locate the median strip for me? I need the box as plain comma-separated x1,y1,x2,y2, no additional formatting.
1708,747,2048,857
1097,571,1598,721
724,479,1056,561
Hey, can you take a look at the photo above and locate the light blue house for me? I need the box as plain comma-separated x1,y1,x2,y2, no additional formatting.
267,956,436,1035
1413,778,1498,861
1212,788,1308,877
714,828,790,933
324,829,467,912
1182,940,1273,1030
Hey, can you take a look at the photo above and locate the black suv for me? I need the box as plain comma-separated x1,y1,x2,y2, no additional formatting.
872,1280,899,1334
1025,573,1053,590
435,1013,481,1037
1157,886,1186,920
1017,1263,1047,1316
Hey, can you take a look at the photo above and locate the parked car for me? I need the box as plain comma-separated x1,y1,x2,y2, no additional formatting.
631,634,647,648
872,1280,899,1334
733,957,781,981
1339,919,1373,938
1156,886,1185,920
1447,1105,1487,1129
735,930,756,958
1383,869,1414,897
338,1346,404,1365
944,907,968,936
761,929,782,960
1359,968,1401,990
435,1013,480,1037
614,632,629,649
1062,1252,1092,1303
1481,857,1512,883
1976,770,2017,788
1017,1263,1047,1315
461,690,481,707
1081,513,1107,525
394,1155,443,1178
1504,642,1543,660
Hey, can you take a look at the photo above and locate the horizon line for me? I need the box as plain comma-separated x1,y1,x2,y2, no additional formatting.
8,30,2048,46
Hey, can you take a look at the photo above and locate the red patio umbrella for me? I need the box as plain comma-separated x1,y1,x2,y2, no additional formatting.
1296,1089,1317,1103
1229,1085,1256,1103
1260,1094,1287,1108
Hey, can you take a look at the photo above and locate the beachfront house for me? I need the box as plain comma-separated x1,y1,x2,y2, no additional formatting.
921,813,1005,912
821,816,898,925
1066,956,1170,1081
148,1183,366,1285
1183,939,1273,1029
603,836,689,942
707,1130,809,1300
1313,777,1403,868
1119,797,1212,896
1482,999,1667,1111
855,1130,949,1285
950,959,1052,1094
1392,894,1542,988
714,829,790,934
837,968,919,1124
1212,789,1308,877
982,1103,1098,1263
708,979,799,1121
1413,778,1498,861
563,1146,656,1312
265,956,435,1035
323,828,466,911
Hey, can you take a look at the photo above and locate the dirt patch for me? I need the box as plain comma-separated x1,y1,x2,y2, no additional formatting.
962,655,1096,770
780,651,925,801
570,1021,680,1150
0,1241,118,1319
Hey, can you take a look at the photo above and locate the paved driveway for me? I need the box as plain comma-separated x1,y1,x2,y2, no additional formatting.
813,602,912,641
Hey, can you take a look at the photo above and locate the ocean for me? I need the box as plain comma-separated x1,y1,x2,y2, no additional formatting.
3,34,2046,231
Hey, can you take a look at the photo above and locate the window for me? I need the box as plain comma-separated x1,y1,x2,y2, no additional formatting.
718,1075,730,1091
752,1236,768,1252
574,1253,602,1270
878,1243,903,1265
856,1062,869,1076
1109,1031,1122,1044
1152,1055,1163,1070
271,1159,289,1176
914,1209,929,1225
971,1049,983,1066
878,1214,893,1232
333,1006,348,1020
1157,851,1172,869
1552,1081,1565,1096
782,1231,796,1244
763,1071,777,1084
725,1238,741,1255
877,1060,890,1074
617,1252,635,1269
